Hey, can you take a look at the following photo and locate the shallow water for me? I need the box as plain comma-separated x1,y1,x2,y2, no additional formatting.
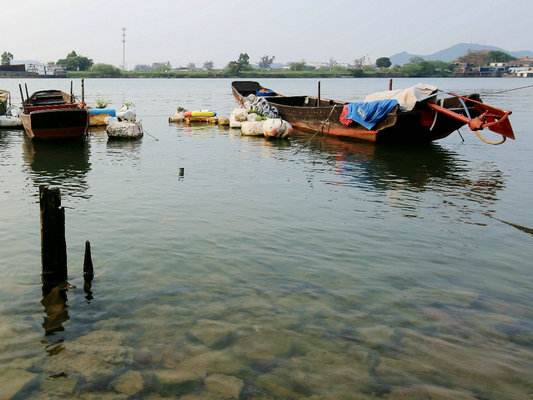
0,77,532,399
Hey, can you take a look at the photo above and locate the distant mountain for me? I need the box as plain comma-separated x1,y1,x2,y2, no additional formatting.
390,43,533,65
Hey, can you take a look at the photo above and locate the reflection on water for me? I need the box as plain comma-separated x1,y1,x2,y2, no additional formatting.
22,137,91,200
299,134,464,189
296,133,506,222
41,282,70,335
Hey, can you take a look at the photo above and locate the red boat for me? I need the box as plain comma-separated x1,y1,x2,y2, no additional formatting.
232,81,514,145
21,89,88,140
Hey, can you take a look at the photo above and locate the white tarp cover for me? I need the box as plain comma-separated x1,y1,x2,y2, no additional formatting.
364,83,438,111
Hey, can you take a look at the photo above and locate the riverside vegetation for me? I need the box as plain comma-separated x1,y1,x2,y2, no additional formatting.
20,49,520,78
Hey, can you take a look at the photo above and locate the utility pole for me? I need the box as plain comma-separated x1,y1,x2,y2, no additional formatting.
122,27,126,71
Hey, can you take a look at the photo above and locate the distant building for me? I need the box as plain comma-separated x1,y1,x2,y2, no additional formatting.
509,56,533,68
0,64,38,77
517,70,533,77
479,65,506,77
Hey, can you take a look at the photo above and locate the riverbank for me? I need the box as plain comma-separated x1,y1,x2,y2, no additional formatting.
65,69,458,79
66,69,523,79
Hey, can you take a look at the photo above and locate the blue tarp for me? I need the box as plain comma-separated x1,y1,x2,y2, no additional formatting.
344,99,398,130
89,108,116,116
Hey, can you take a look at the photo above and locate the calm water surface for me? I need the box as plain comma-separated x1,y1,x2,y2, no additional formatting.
0,78,532,399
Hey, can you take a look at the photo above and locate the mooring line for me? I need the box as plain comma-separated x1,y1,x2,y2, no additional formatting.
295,105,337,154
143,127,159,141
484,83,533,95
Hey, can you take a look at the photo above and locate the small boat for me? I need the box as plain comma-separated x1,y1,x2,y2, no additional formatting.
0,90,9,115
0,90,22,128
232,81,514,144
20,89,88,140
0,110,23,128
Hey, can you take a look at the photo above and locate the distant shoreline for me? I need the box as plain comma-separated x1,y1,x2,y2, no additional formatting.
1,71,519,79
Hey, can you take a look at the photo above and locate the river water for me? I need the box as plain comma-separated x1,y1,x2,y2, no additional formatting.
0,78,531,399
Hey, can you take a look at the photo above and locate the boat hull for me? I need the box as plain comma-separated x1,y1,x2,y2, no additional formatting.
21,108,88,140
274,103,468,143
0,116,22,128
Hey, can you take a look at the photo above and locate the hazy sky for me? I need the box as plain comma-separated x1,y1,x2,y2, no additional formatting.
3,0,532,68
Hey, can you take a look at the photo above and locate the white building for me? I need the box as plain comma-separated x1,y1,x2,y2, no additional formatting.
517,70,533,77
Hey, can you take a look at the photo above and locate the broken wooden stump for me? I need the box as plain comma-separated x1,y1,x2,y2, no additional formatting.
39,185,67,283
83,240,94,280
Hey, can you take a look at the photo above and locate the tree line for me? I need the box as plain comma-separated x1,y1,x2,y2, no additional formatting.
1,49,520,78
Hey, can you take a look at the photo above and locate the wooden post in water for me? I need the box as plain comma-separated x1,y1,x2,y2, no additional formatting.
70,81,73,103
39,185,67,283
81,78,85,104
317,81,321,107
389,79,393,90
83,240,93,280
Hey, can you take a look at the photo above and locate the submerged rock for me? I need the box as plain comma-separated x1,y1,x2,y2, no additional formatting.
109,370,143,395
358,324,395,345
231,327,293,360
423,384,478,400
205,374,243,399
152,367,201,387
43,330,132,381
0,369,38,400
189,319,234,348
40,374,78,397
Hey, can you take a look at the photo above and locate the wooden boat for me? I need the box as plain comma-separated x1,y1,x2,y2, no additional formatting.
231,81,514,144
21,90,88,140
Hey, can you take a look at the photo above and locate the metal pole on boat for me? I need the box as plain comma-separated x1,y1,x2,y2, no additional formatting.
70,81,73,103
18,84,25,113
318,81,321,107
81,78,85,104
24,83,29,99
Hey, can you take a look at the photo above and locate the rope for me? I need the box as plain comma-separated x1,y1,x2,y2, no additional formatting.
484,83,533,95
295,104,337,154
473,130,506,145
142,126,159,141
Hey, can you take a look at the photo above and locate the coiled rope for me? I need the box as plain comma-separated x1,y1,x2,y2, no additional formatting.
474,130,506,145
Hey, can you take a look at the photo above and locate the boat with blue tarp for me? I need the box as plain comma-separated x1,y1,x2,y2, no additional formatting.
231,81,514,144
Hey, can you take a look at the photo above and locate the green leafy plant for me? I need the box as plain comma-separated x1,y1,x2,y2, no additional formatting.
124,101,135,108
95,97,109,108
177,106,186,112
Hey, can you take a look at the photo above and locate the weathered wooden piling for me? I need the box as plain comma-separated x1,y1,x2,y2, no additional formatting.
83,240,93,280
179,167,184,177
389,79,393,90
39,185,67,282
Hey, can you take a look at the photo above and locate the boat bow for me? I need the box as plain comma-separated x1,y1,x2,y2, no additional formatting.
427,94,514,140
